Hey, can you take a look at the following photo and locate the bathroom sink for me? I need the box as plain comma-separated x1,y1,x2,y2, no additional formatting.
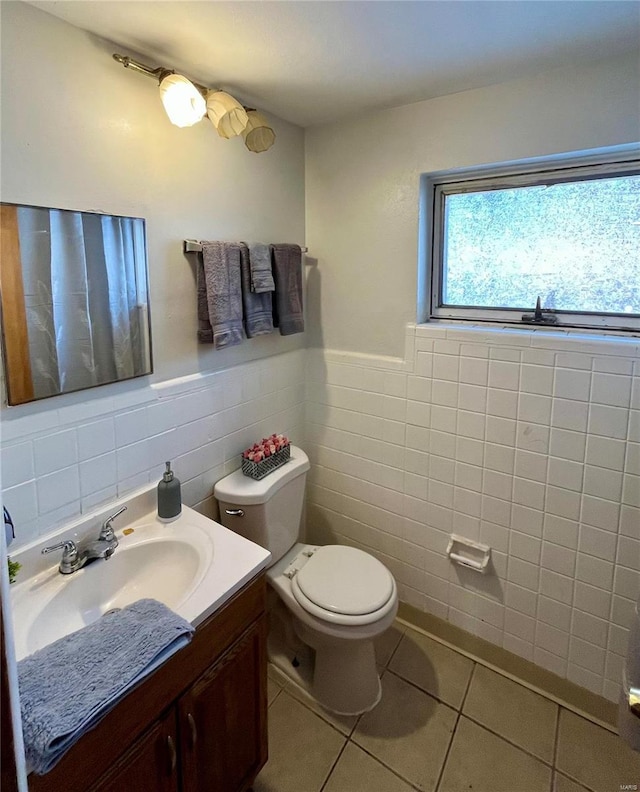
12,522,209,658
10,491,271,661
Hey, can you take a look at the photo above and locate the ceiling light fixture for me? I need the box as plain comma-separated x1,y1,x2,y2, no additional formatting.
206,91,249,138
158,73,206,128
113,53,275,152
242,110,277,153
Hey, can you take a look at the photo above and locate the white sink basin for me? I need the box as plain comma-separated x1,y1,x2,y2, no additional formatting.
10,493,271,661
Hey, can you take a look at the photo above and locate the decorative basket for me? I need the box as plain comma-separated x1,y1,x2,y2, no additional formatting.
242,444,291,480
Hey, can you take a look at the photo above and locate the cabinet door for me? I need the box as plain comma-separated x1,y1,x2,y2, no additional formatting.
179,616,267,792
88,710,179,792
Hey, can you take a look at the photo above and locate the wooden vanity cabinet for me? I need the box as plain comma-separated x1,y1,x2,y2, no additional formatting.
179,618,267,792
29,574,268,792
89,710,179,792
1,611,19,792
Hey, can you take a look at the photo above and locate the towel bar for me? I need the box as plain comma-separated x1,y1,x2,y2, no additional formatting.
184,239,309,254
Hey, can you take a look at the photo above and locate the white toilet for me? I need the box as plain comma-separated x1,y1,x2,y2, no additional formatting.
214,445,398,715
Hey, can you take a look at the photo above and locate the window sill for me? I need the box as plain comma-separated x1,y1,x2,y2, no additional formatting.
415,320,640,359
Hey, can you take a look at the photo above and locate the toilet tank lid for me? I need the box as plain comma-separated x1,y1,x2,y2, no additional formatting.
213,445,310,505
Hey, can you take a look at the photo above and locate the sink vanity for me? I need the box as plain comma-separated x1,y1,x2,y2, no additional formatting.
8,486,272,792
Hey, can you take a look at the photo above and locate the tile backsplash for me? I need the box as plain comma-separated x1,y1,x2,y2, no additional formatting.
1,350,305,548
304,324,639,703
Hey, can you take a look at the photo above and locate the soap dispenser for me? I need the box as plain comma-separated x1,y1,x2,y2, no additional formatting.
157,461,182,522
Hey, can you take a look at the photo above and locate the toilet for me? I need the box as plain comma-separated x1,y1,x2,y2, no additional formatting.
214,445,398,715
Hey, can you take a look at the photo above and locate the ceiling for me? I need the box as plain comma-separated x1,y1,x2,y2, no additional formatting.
29,1,640,127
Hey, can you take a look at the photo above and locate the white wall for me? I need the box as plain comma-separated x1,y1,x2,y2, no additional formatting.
305,52,640,358
1,0,306,383
0,1,307,545
304,53,640,703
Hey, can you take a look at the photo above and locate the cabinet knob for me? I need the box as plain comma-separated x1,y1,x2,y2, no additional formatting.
187,712,198,747
167,734,177,773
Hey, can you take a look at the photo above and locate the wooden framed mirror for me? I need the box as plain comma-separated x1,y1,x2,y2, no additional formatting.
0,204,153,405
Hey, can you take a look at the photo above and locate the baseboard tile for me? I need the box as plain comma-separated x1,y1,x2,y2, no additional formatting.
397,601,618,734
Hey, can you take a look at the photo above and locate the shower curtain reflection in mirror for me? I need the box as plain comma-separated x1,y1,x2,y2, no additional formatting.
0,204,152,405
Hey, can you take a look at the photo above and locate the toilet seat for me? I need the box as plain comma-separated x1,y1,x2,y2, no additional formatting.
290,545,396,626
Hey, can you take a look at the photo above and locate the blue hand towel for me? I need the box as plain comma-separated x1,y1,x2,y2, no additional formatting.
18,598,194,775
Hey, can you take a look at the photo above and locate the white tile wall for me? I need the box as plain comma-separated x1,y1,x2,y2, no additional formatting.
3,325,638,703
2,350,305,549
305,324,640,702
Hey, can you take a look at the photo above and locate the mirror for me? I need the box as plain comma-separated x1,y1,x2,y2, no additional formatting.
0,203,153,405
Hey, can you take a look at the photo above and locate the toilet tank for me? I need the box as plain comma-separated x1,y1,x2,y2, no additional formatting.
213,445,310,565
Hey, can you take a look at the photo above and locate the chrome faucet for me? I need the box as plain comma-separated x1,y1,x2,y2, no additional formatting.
42,506,127,574
90,505,126,559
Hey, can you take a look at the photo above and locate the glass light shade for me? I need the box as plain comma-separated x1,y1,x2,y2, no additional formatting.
242,110,276,153
206,91,249,139
159,74,206,127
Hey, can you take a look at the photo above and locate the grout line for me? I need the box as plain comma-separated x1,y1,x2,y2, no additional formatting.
345,739,422,791
337,643,436,792
388,630,607,792
318,738,349,792
281,684,356,740
267,684,283,708
324,634,426,791
551,708,601,792
554,770,592,792
433,660,476,792
383,668,459,714
385,627,406,668
552,703,561,775
346,709,363,740
395,616,618,734
554,767,600,792
460,710,556,770
269,645,607,792
268,663,361,740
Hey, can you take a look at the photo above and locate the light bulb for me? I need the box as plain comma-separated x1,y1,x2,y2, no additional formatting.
159,74,206,128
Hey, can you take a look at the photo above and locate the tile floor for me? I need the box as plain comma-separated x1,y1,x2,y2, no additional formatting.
254,622,640,792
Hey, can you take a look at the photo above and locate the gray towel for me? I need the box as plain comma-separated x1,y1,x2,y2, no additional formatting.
18,598,194,775
198,241,244,348
240,243,274,338
248,242,275,293
196,252,214,343
271,244,304,336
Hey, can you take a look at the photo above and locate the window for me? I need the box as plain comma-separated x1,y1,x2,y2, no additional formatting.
427,154,640,332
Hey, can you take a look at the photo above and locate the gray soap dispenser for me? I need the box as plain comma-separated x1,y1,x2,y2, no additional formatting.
157,461,182,522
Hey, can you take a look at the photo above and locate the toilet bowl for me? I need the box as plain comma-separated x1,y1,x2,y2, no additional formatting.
214,445,398,715
268,542,398,714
